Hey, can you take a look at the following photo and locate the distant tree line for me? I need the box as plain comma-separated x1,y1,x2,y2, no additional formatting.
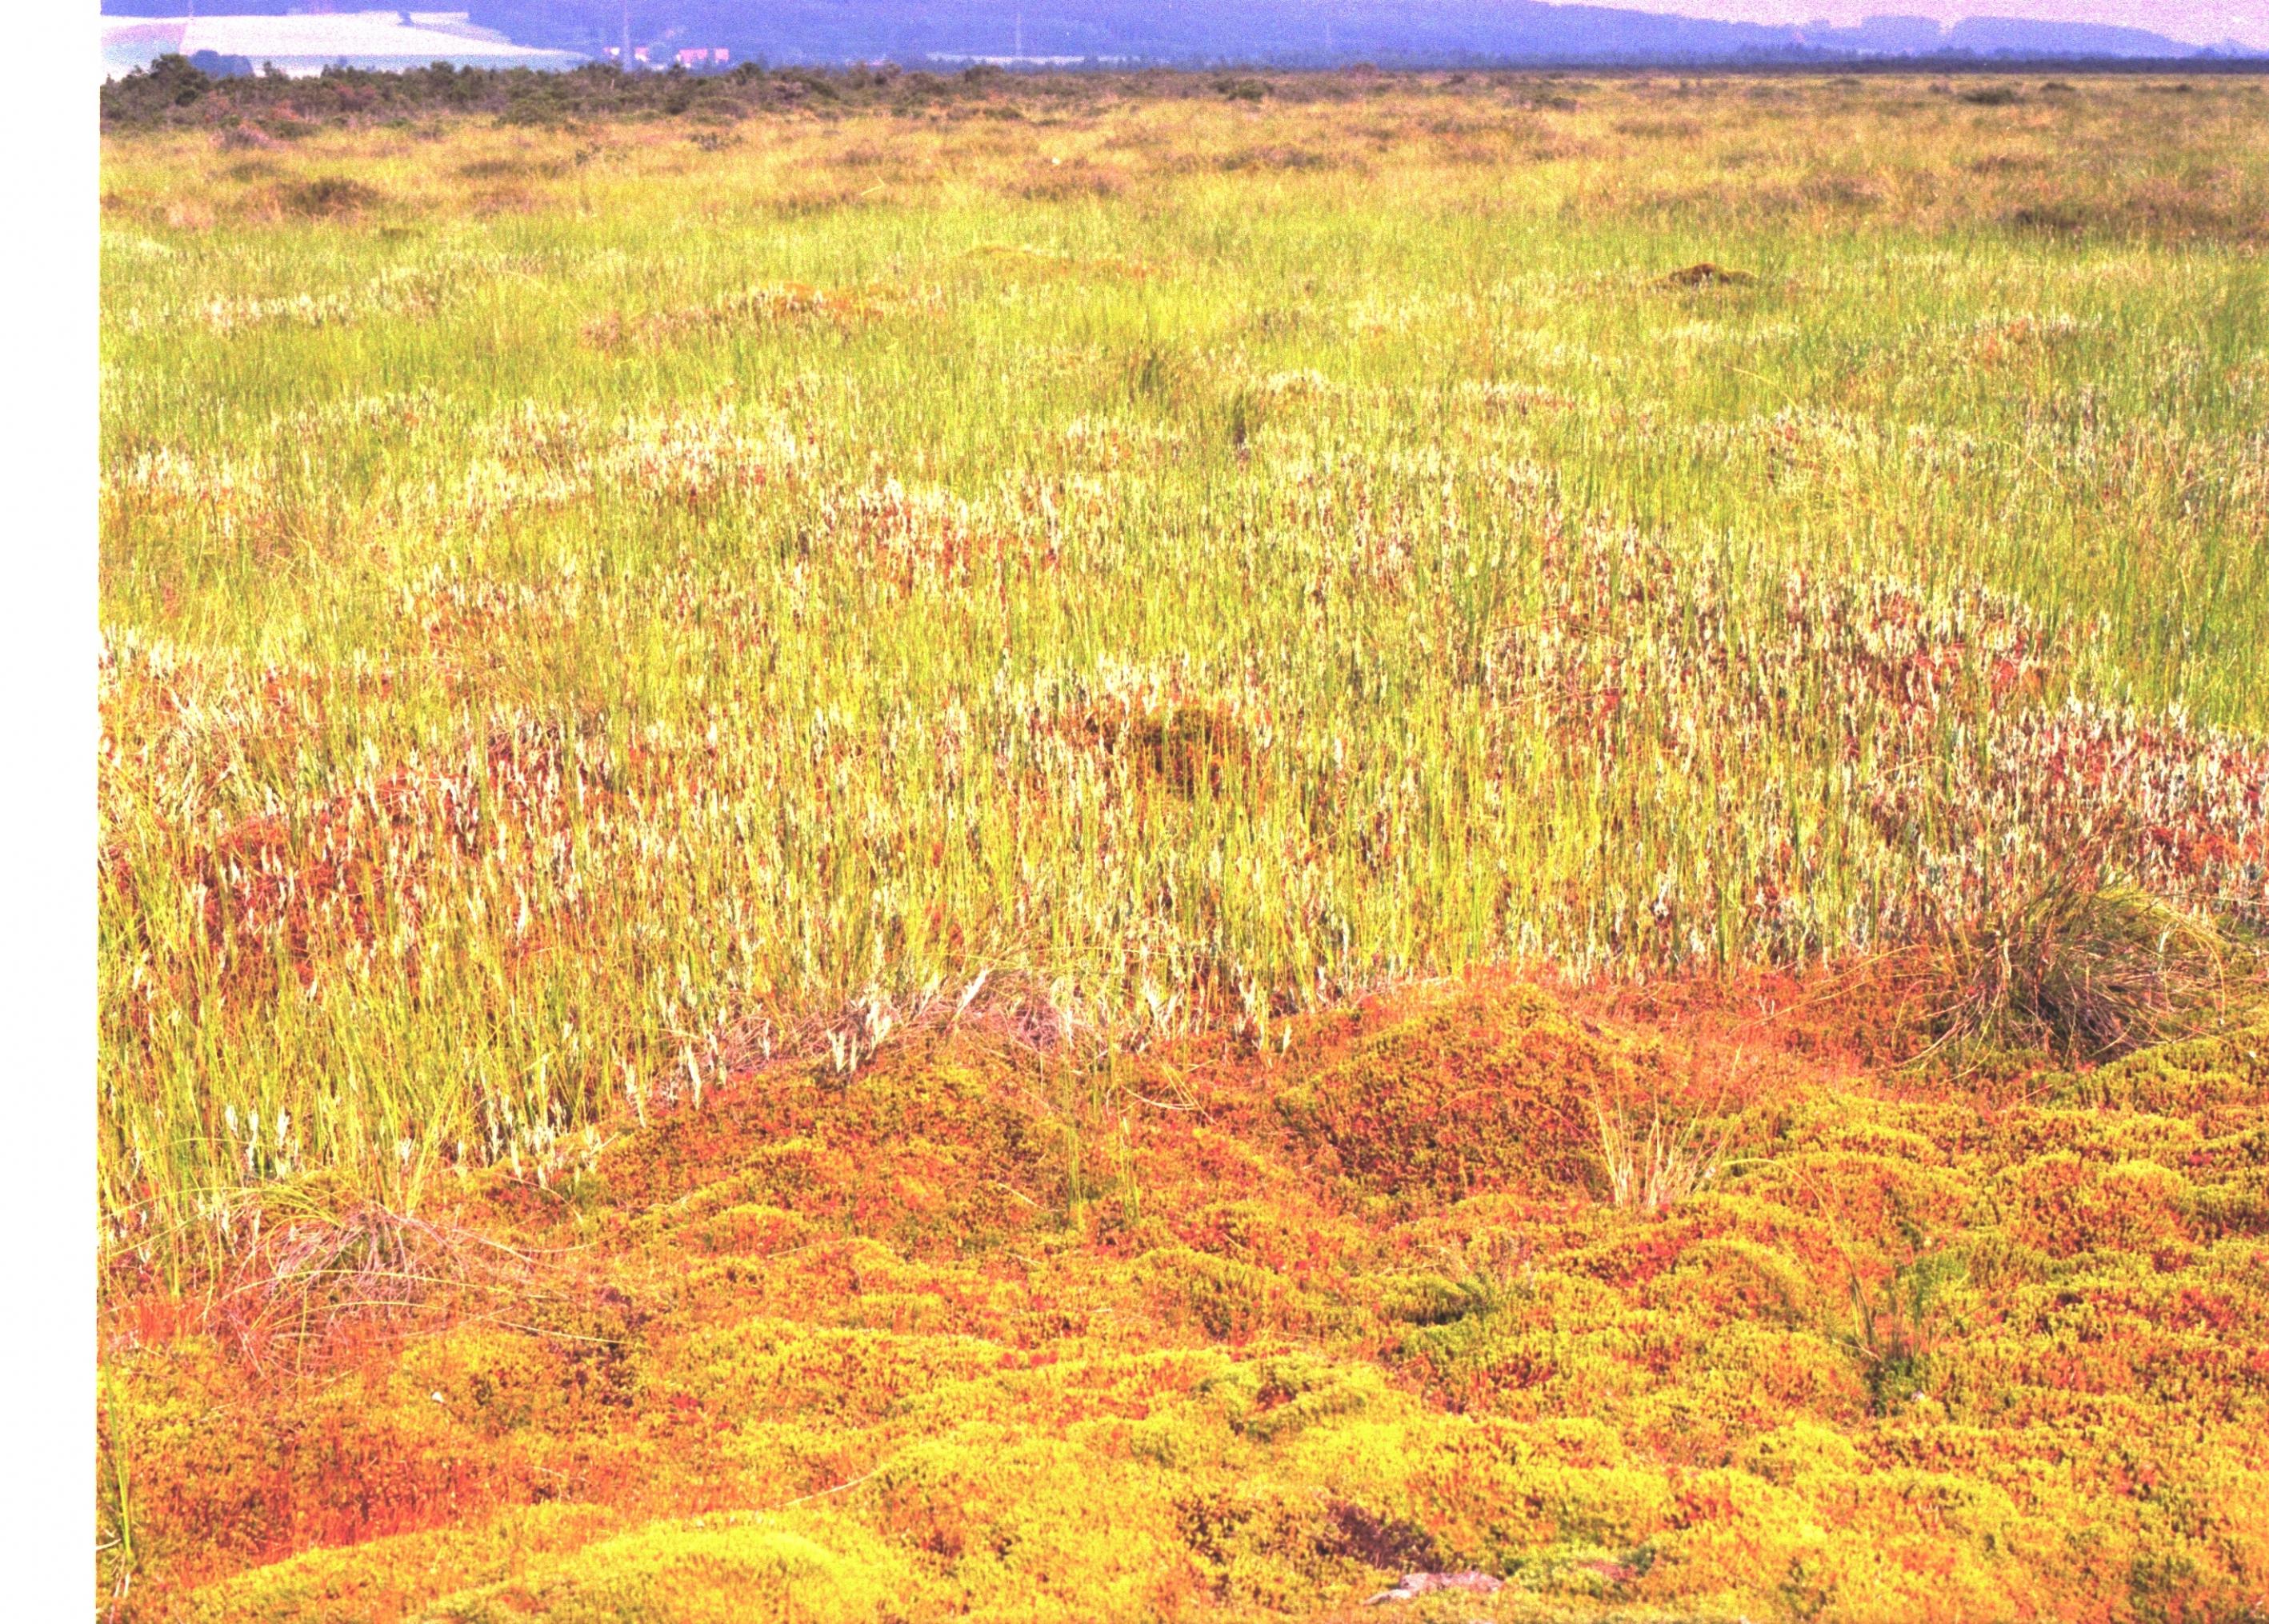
100,56,1041,131
100,49,2260,136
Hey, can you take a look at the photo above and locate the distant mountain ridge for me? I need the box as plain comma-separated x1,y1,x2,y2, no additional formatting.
1821,14,2239,57
467,2,2254,65
97,5,2255,66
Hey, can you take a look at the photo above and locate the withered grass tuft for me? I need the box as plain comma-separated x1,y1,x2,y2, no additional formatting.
1926,863,2237,1063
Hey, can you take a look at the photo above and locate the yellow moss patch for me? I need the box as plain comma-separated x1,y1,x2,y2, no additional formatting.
106,984,2269,1622
423,1514,935,1623
181,1505,623,1624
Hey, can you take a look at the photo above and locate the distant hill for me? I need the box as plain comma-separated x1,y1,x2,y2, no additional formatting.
1811,13,2234,58
462,1,1792,66
98,5,2247,67
1940,16,2219,56
461,3,2239,66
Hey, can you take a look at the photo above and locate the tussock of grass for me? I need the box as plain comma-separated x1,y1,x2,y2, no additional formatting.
1652,262,1755,289
1926,868,2239,1062
277,174,386,218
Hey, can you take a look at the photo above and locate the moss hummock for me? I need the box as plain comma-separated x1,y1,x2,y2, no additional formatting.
102,979,2269,1622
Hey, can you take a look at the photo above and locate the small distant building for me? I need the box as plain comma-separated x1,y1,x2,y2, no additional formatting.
602,44,730,73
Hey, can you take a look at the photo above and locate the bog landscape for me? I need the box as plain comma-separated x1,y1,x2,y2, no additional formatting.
98,65,2269,1622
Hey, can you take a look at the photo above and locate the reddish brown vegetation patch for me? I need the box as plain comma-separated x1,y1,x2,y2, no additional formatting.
818,480,1053,594
1046,693,1265,800
583,281,928,349
1005,158,1126,202
131,722,623,998
1271,984,1620,1199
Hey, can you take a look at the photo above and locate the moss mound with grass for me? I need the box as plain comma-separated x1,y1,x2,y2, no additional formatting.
100,976,2269,1623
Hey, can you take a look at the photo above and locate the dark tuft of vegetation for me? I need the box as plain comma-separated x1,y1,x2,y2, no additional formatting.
279,175,386,217
1926,862,2239,1063
2006,201,2091,234
1655,261,1756,289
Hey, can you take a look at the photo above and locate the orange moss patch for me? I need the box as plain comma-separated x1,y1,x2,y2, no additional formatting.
100,984,2269,1622
1271,984,1618,1200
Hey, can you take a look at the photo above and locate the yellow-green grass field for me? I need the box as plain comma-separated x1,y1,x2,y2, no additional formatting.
99,72,2269,1621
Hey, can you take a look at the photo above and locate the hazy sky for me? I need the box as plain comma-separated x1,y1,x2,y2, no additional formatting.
1606,2,2268,48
